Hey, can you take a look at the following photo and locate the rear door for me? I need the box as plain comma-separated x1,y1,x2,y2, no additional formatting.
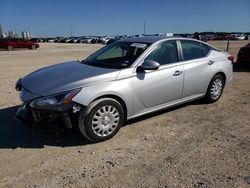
180,40,216,99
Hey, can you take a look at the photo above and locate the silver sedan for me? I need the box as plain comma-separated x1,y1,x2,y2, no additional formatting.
16,37,233,142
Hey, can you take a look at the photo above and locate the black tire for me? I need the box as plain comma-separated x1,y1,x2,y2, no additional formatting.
7,45,13,51
205,74,225,103
78,98,124,142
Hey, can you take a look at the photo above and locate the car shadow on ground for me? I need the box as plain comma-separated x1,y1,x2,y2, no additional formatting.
0,100,205,149
0,106,92,149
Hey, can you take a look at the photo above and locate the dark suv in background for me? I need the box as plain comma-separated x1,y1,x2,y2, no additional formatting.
0,38,39,50
237,43,250,66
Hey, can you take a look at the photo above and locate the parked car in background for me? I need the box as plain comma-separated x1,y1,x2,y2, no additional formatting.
68,38,78,43
205,34,215,40
76,37,88,43
15,37,233,142
225,34,235,40
234,34,245,40
215,35,225,40
237,43,250,66
101,37,113,44
47,38,56,43
60,38,74,43
55,38,65,43
0,38,39,50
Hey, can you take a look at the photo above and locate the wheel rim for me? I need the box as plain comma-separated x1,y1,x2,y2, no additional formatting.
91,105,120,137
32,45,36,49
211,78,223,100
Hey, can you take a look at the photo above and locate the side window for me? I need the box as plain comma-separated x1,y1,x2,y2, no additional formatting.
146,40,178,66
200,43,210,57
180,40,203,61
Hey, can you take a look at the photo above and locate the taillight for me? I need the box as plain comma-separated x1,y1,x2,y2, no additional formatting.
228,55,234,63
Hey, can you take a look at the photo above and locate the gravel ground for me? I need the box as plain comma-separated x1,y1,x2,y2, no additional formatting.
0,41,249,188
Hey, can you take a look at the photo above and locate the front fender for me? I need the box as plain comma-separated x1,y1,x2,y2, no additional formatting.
72,78,134,117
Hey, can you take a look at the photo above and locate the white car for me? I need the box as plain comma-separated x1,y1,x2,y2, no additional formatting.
235,34,245,40
16,37,234,142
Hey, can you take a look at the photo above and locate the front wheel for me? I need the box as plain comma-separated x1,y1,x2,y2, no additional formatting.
78,98,124,142
31,45,36,50
7,45,13,51
205,74,225,103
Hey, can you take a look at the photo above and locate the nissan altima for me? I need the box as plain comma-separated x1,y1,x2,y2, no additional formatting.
15,37,233,142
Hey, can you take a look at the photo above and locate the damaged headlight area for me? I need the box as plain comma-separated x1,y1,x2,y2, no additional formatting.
16,89,82,129
30,89,81,111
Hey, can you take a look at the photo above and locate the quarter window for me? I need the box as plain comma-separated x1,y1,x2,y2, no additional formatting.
180,40,203,61
200,43,210,56
146,40,178,66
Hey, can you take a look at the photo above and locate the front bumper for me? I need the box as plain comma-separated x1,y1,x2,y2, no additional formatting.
15,79,81,129
15,103,75,129
15,105,34,124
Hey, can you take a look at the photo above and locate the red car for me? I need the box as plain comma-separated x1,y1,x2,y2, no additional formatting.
225,34,235,40
0,38,39,50
237,43,250,66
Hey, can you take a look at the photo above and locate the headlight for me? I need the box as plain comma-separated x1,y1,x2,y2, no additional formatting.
34,98,58,106
30,89,81,111
15,78,22,91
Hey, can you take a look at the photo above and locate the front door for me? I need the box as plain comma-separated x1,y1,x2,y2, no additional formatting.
132,40,184,116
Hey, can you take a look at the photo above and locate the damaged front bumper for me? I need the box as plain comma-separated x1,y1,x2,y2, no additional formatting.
15,103,79,129
15,80,82,129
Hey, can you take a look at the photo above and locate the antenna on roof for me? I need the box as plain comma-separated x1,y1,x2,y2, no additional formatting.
144,21,146,35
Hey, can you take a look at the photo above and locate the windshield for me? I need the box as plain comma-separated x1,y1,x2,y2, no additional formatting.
84,42,151,69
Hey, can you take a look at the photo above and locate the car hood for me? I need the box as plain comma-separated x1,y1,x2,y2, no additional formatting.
21,61,120,96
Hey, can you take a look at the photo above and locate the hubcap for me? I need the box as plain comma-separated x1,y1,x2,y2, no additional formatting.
211,78,223,100
91,105,120,137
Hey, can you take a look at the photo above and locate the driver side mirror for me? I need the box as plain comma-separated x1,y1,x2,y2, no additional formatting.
137,59,160,72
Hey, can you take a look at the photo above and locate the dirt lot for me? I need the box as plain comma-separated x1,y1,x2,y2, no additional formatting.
0,41,249,188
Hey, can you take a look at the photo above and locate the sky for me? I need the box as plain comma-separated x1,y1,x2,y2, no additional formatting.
0,0,249,37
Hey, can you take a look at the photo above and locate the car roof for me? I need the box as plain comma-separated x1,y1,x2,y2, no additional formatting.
118,36,219,50
119,36,175,44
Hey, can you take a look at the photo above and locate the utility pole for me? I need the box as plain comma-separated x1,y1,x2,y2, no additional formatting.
226,39,230,51
0,24,3,38
143,21,146,35
70,26,73,37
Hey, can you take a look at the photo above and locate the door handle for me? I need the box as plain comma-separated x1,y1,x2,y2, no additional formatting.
208,60,214,65
173,70,183,76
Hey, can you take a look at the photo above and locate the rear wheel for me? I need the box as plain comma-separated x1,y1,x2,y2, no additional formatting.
7,45,13,51
78,98,124,142
205,74,225,103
